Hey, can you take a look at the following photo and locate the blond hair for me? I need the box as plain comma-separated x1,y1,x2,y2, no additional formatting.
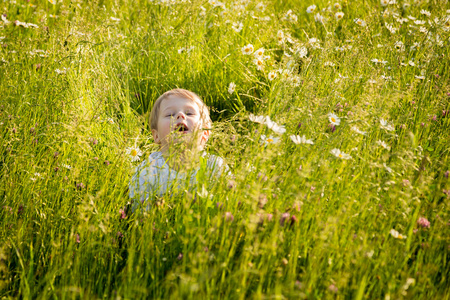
150,88,211,131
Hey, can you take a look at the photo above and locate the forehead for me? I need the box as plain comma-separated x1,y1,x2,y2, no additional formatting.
160,96,201,111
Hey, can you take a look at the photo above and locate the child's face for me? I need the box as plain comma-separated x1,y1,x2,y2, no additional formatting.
152,96,208,152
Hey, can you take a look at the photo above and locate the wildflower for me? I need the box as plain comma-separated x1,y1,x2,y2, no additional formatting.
110,17,121,22
417,217,430,228
290,135,313,145
261,135,280,146
314,13,325,23
241,44,254,55
268,71,277,81
351,126,366,135
61,163,72,170
380,119,394,131
380,0,389,6
376,140,391,150
280,213,290,226
255,2,265,12
296,46,308,58
76,182,85,190
309,38,321,49
415,75,425,80
445,170,449,178
290,215,298,226
76,234,80,243
228,82,236,94
328,113,341,126
232,22,243,33
265,117,286,134
394,41,405,51
276,30,284,44
224,212,234,222
119,208,127,219
306,5,317,14
249,113,266,124
385,23,397,34
335,12,344,21
55,68,67,74
126,146,142,162
285,10,298,22
324,61,335,67
390,229,406,239
331,149,352,159
333,3,341,9
253,57,265,70
383,163,392,173
354,18,367,26
254,48,264,58
420,9,431,17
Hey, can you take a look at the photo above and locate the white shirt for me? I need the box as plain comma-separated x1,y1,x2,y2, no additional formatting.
129,151,228,211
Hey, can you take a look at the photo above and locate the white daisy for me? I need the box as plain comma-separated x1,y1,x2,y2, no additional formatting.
254,48,265,58
328,113,341,126
126,146,142,162
265,117,286,134
261,135,280,146
390,229,406,239
333,3,341,9
380,0,389,6
335,12,344,21
383,163,393,173
330,148,352,159
232,22,243,33
376,140,391,150
249,113,266,124
277,30,284,44
296,46,308,58
290,135,313,145
306,5,317,14
354,18,367,26
351,126,366,135
380,118,394,131
268,71,277,81
241,44,254,55
228,82,236,94
314,13,325,23
420,9,431,17
253,58,265,70
61,163,72,170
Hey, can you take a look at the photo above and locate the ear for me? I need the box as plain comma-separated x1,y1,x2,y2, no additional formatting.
152,129,160,144
201,130,210,143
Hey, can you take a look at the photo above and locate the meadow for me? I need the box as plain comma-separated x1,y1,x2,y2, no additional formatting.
1,0,449,298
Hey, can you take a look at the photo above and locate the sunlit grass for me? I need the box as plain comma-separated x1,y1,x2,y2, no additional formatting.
1,0,449,298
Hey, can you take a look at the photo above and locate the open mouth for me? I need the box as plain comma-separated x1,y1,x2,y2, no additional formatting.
175,123,189,133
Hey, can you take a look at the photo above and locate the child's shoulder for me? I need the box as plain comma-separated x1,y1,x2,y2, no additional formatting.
137,151,165,169
203,153,231,176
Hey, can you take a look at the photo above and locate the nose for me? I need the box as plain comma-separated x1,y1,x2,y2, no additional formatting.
176,112,186,120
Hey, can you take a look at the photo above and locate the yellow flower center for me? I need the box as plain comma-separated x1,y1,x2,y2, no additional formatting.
131,149,138,156
331,117,336,122
267,138,273,143
338,154,343,158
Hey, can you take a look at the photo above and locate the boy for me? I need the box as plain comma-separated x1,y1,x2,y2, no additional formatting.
129,88,228,211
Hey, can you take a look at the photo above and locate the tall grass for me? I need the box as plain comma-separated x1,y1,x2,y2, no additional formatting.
1,0,449,298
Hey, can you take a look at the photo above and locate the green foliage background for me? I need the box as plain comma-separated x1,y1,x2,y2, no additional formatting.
0,0,449,298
